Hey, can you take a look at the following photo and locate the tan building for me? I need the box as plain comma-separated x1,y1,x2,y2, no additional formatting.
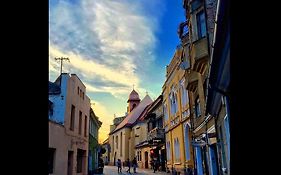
108,89,153,166
49,73,90,175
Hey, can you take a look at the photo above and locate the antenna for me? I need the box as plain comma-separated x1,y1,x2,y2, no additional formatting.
54,57,70,75
54,57,70,87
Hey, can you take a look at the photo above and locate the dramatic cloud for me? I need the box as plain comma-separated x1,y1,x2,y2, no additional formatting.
49,0,165,142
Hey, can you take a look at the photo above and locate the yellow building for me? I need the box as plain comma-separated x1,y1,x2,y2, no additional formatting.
163,47,194,174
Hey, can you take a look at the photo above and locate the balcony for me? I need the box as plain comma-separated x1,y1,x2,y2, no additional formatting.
184,70,199,92
192,37,209,74
148,127,165,141
178,21,190,46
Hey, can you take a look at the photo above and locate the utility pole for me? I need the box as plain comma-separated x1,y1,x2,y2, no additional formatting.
54,57,70,87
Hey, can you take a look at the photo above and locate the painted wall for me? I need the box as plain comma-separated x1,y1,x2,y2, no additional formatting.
49,74,90,175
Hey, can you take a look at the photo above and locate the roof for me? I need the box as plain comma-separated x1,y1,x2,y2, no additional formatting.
127,89,140,102
147,95,163,114
90,108,102,127
110,95,153,134
48,81,61,94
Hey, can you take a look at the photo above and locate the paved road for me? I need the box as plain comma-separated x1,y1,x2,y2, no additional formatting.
95,165,170,175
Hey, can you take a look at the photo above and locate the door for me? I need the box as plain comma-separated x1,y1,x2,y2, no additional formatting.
145,151,148,168
195,147,203,175
67,151,73,175
114,152,116,166
208,144,218,175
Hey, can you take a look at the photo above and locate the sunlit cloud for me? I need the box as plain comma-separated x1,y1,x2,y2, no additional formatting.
49,0,165,142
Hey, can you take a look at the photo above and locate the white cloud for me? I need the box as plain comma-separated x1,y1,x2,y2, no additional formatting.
49,0,165,142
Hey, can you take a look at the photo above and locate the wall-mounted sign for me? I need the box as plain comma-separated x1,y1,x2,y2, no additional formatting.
191,140,206,147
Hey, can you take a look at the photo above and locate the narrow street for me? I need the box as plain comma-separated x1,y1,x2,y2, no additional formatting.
95,165,170,175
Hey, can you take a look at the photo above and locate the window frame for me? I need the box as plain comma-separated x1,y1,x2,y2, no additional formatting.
196,10,207,39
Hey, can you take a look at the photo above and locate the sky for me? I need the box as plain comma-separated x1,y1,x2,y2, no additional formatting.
49,0,185,143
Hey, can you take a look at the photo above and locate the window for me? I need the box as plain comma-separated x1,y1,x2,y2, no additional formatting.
82,92,85,100
166,141,171,161
132,103,136,110
169,91,178,115
195,97,201,117
116,136,118,149
79,111,82,135
80,90,82,98
70,105,75,130
140,151,142,161
84,115,87,137
174,138,180,162
48,148,56,174
197,10,207,39
77,87,80,95
164,104,168,122
224,114,230,160
181,85,186,107
184,124,191,160
120,132,123,156
77,149,85,173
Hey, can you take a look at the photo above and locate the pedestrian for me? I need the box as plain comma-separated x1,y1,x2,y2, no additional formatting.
126,158,131,173
117,159,122,173
186,166,193,175
153,159,157,173
132,157,137,173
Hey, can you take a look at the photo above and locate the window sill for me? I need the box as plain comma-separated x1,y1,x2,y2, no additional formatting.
174,162,181,165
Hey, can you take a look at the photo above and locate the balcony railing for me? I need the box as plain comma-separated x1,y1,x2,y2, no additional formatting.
148,127,165,141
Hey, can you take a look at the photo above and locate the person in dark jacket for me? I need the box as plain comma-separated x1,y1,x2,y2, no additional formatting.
117,159,122,173
126,158,131,173
132,157,137,173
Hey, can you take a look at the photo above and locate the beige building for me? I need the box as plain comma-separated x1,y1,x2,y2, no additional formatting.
108,89,153,166
49,73,90,175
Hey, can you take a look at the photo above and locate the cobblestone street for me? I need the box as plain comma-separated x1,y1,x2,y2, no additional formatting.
95,165,170,175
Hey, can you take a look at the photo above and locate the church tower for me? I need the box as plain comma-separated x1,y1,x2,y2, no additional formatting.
127,89,141,113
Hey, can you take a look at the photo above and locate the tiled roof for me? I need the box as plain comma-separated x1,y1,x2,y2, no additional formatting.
110,95,153,134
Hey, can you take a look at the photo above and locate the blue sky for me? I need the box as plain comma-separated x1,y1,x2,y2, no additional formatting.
49,0,185,142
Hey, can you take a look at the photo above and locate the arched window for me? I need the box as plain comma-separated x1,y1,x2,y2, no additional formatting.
184,124,191,160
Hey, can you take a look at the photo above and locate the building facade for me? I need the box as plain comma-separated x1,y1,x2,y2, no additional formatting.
49,73,90,175
88,108,102,175
108,89,153,166
163,48,194,174
177,0,230,174
205,0,230,174
145,95,166,171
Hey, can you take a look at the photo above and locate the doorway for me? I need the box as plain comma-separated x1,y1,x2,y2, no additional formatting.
114,152,116,166
144,151,148,168
67,151,74,175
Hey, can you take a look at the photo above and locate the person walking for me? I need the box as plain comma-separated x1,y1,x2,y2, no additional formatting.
153,159,157,173
132,157,137,173
117,159,122,173
126,158,131,173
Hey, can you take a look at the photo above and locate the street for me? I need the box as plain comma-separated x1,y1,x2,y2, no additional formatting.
95,165,170,175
